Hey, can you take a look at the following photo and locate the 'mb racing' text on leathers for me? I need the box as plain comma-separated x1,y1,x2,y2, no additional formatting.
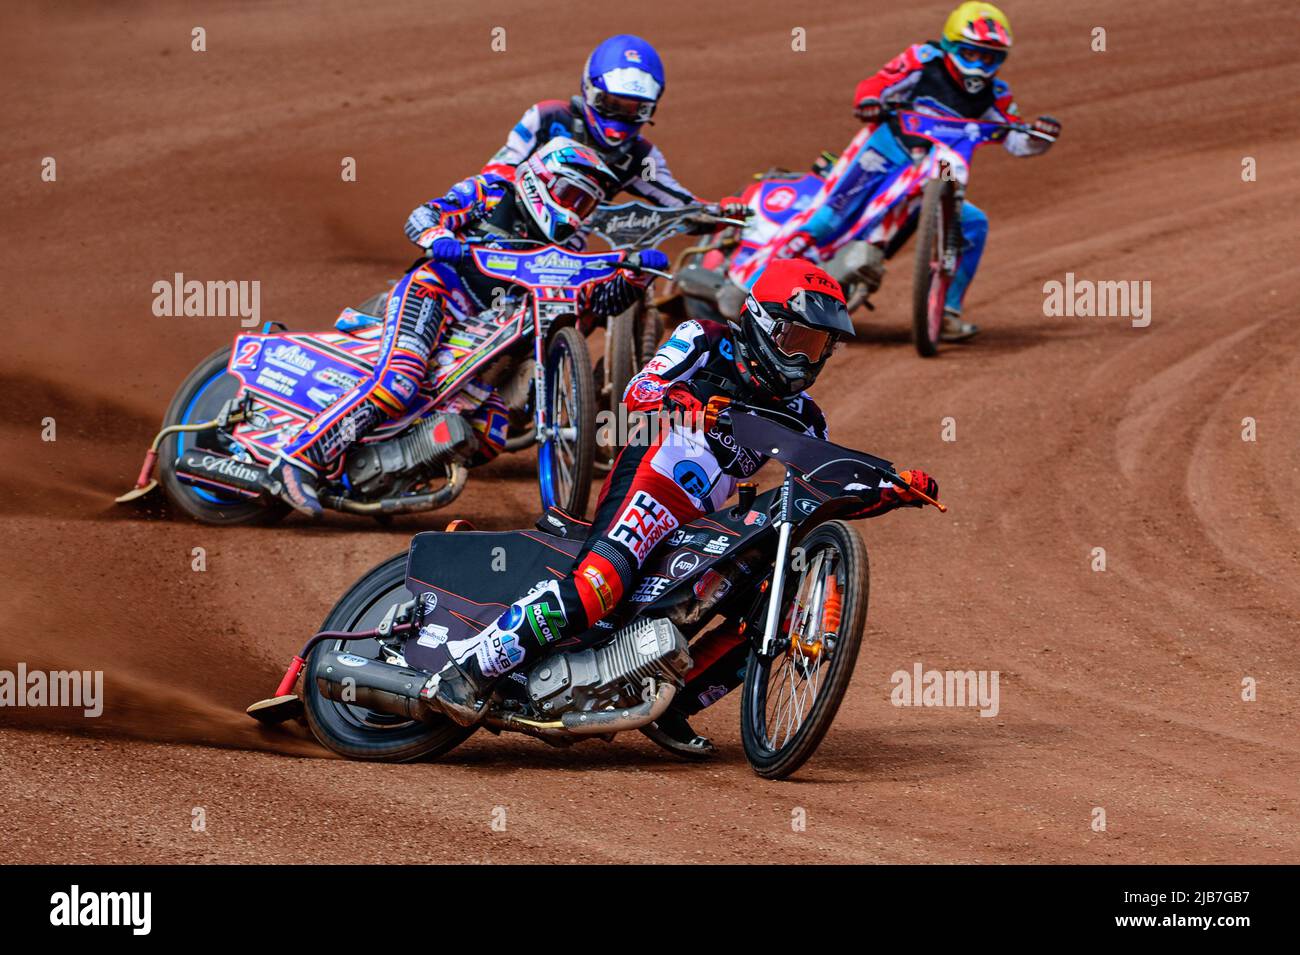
278,173,650,474
731,42,1051,315
482,97,697,208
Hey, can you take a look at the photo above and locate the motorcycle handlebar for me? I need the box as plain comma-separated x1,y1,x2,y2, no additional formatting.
621,250,675,281
879,105,1054,142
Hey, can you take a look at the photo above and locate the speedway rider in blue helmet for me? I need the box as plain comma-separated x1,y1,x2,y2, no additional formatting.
483,35,745,218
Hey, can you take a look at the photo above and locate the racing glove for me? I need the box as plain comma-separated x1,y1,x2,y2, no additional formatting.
848,468,939,518
887,468,938,508
617,249,668,290
854,96,883,124
1032,115,1062,141
425,237,466,263
630,249,669,272
662,383,730,432
717,197,750,220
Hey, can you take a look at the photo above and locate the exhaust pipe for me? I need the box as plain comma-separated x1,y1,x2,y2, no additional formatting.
560,682,678,734
314,652,433,722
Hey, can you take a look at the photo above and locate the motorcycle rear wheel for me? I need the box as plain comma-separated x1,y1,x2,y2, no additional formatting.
302,553,474,762
740,521,869,779
158,346,287,525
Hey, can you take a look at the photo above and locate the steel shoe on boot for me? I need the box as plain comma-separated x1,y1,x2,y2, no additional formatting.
419,656,495,727
940,309,980,343
269,457,323,519
642,709,716,760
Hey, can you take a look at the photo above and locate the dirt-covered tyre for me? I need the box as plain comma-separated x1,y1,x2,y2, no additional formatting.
594,305,642,472
607,306,639,416
302,553,474,762
639,306,665,364
538,325,596,517
740,521,869,779
911,178,953,358
157,346,287,526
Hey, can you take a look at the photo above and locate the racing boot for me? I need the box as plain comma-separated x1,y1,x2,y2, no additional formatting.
642,709,716,760
940,308,980,343
268,455,323,519
420,579,569,726
420,655,496,727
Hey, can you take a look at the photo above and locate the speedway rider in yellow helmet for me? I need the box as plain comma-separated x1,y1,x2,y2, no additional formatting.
732,3,1061,343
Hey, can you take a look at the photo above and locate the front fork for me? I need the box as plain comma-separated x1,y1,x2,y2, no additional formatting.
759,518,795,657
759,470,799,657
939,166,967,276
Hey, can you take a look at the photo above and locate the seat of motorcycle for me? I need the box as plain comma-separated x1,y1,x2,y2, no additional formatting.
404,529,582,639
534,506,592,542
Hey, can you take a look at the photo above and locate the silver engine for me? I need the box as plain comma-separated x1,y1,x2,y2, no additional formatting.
521,617,693,735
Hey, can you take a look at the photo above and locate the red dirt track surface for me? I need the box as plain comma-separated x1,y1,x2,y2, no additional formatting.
2,1,1297,863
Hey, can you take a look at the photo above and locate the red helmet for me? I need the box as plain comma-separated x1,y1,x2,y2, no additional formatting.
731,259,854,399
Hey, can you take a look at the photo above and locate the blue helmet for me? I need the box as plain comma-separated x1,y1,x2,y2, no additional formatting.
580,35,665,152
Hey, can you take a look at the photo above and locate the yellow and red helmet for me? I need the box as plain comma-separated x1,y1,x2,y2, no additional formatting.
941,2,1013,87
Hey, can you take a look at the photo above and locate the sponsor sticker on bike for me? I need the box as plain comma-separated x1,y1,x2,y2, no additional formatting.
630,575,671,603
417,624,450,649
668,551,701,579
702,534,731,556
266,343,316,374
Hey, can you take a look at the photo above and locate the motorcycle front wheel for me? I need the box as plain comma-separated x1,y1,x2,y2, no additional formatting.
740,521,869,779
538,325,596,518
911,177,955,358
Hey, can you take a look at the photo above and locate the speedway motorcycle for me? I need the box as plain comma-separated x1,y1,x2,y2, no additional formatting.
583,201,746,439
246,409,945,780
118,242,662,524
659,108,1056,356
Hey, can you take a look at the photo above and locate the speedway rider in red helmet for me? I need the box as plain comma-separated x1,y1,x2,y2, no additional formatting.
420,259,939,754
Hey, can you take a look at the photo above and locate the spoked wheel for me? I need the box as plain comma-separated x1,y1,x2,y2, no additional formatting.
595,304,643,473
158,346,287,525
639,306,665,364
740,521,869,779
538,324,596,517
301,553,474,762
911,177,955,358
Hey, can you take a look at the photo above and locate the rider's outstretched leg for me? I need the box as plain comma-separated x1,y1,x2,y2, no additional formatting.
422,435,706,725
269,266,447,513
